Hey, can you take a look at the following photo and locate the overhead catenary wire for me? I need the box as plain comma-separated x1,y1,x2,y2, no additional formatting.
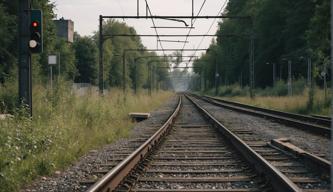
144,0,165,56
191,0,228,60
181,0,207,51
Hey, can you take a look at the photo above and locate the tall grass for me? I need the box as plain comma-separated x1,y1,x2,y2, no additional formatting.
0,81,173,191
224,88,330,115
204,79,331,115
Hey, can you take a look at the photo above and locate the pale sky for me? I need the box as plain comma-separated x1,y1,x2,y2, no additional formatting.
53,0,227,59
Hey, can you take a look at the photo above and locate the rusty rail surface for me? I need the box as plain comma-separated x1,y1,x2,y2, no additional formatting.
87,96,182,192
196,94,330,138
186,94,302,192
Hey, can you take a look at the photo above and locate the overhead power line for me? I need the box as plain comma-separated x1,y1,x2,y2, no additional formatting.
181,0,207,51
144,0,165,55
192,0,228,58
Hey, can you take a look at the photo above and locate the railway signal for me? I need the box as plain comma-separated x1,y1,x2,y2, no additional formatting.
29,10,43,53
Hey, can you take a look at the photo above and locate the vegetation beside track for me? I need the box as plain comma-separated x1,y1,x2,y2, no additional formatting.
203,82,331,116
0,81,173,192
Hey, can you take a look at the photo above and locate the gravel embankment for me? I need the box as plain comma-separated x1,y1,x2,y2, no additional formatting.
194,97,330,160
22,96,179,192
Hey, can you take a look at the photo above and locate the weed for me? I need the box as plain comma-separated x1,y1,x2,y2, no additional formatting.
0,81,173,191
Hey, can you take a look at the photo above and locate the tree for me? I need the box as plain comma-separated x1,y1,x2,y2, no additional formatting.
194,0,330,89
54,39,77,80
0,3,16,83
73,36,98,84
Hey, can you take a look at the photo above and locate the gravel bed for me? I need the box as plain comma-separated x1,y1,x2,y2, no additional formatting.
134,180,260,190
124,97,270,191
141,172,254,178
21,96,179,192
194,98,331,160
147,165,248,171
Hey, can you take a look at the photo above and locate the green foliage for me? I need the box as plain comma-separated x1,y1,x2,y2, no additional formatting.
194,0,330,90
54,39,77,80
73,36,98,84
0,82,173,191
92,19,170,90
0,2,17,83
260,80,288,96
214,84,248,97
0,79,18,113
0,4,171,91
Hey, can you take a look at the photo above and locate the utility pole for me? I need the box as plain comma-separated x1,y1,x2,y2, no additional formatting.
273,63,276,86
214,55,218,96
249,34,255,98
134,61,137,94
266,62,276,86
200,68,205,92
307,57,312,87
323,64,328,102
122,52,126,94
19,0,32,116
50,65,53,90
148,62,152,96
288,60,292,96
98,15,104,95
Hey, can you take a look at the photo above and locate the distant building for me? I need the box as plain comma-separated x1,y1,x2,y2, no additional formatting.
54,18,74,43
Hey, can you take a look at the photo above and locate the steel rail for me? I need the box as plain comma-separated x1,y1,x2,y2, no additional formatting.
185,94,302,192
199,95,331,138
205,95,331,127
86,96,182,192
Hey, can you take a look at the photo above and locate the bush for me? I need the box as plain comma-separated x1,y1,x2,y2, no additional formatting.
205,84,248,97
0,82,173,191
0,80,18,113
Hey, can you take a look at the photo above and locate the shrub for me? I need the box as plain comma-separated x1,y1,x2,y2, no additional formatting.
0,82,173,191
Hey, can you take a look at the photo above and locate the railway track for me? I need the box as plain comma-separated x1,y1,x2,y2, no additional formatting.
83,95,330,192
195,95,331,138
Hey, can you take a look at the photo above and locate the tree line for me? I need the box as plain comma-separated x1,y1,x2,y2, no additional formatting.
193,0,330,89
0,0,170,91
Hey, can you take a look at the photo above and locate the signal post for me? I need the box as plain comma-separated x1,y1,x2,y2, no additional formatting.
19,0,43,116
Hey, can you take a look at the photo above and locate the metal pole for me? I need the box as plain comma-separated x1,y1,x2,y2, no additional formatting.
249,35,255,98
137,0,140,16
50,66,53,90
58,53,61,80
19,0,32,116
192,0,194,26
134,60,137,94
214,54,218,96
273,63,276,86
307,57,312,87
123,52,126,94
148,62,151,96
200,70,203,92
152,65,155,92
324,64,327,102
288,60,292,96
280,63,282,81
99,15,104,95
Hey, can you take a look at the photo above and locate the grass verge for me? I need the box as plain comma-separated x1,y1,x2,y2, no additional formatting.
0,81,173,191
222,89,330,115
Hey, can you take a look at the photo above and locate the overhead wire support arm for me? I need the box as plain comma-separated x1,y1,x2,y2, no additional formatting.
103,34,245,38
158,40,189,43
151,26,195,29
100,15,251,19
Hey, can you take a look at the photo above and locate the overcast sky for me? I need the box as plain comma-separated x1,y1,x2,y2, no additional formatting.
53,0,227,59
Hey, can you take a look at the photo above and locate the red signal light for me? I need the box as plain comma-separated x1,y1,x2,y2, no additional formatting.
32,21,39,28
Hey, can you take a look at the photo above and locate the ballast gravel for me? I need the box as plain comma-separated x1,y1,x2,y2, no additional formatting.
194,98,330,160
